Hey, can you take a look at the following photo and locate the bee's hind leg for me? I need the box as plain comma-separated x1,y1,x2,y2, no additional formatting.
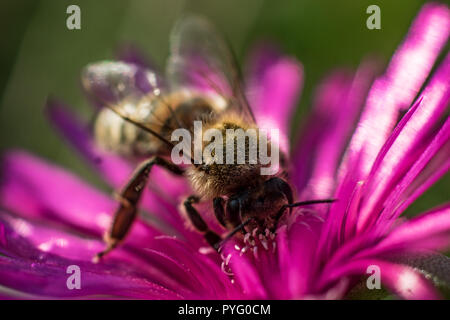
94,156,183,263
183,196,222,251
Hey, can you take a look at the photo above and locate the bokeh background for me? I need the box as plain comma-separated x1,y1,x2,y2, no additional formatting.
0,0,448,218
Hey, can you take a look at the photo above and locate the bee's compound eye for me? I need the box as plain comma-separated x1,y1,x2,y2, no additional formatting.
227,198,239,213
226,198,240,222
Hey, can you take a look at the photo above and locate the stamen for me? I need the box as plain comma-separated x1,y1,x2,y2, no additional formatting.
261,239,269,251
243,233,251,244
221,261,234,276
198,246,215,255
252,246,259,259
240,246,248,256
225,253,232,266
299,221,312,231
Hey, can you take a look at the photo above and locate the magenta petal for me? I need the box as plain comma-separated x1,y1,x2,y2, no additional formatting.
0,216,178,291
292,70,352,195
0,213,185,286
1,213,123,262
293,62,375,198
246,44,303,154
0,150,115,235
0,151,162,248
0,219,184,299
222,242,267,299
0,257,183,299
384,3,450,109
284,214,323,298
340,3,449,179
390,157,450,220
358,54,450,230
275,226,291,298
46,99,133,187
378,117,450,228
354,97,425,231
369,204,450,256
320,259,441,299
315,152,367,263
0,213,233,298
149,236,241,299
0,256,183,299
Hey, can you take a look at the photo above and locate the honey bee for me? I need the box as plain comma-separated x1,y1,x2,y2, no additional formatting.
82,16,333,261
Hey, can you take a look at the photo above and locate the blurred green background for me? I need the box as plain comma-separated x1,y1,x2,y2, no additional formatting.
0,0,448,217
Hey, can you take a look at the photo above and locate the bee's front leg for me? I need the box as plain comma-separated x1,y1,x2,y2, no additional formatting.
213,197,227,228
183,196,222,250
94,156,183,262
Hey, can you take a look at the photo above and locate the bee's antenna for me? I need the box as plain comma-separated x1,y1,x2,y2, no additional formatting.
106,104,174,148
215,218,254,252
105,103,200,167
284,198,336,209
276,198,336,220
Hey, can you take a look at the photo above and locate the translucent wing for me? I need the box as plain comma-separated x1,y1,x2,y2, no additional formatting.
167,15,256,123
81,61,176,147
82,61,165,106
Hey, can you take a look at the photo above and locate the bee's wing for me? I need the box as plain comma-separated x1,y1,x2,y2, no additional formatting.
81,61,176,147
82,61,166,106
167,15,256,123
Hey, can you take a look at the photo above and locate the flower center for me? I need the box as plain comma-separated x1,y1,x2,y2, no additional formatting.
219,226,277,277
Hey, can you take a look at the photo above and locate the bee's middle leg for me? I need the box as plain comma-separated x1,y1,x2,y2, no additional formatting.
94,156,183,262
184,196,222,250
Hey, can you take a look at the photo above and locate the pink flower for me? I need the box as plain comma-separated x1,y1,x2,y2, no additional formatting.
0,3,449,299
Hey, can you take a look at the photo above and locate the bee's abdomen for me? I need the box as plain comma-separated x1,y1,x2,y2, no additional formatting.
94,107,162,158
93,92,221,159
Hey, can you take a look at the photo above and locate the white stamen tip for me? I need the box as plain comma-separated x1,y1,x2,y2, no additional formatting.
261,239,269,251
221,262,234,276
225,253,232,265
252,246,259,259
244,233,251,244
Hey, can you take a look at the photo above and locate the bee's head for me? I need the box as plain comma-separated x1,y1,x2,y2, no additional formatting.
226,177,293,233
